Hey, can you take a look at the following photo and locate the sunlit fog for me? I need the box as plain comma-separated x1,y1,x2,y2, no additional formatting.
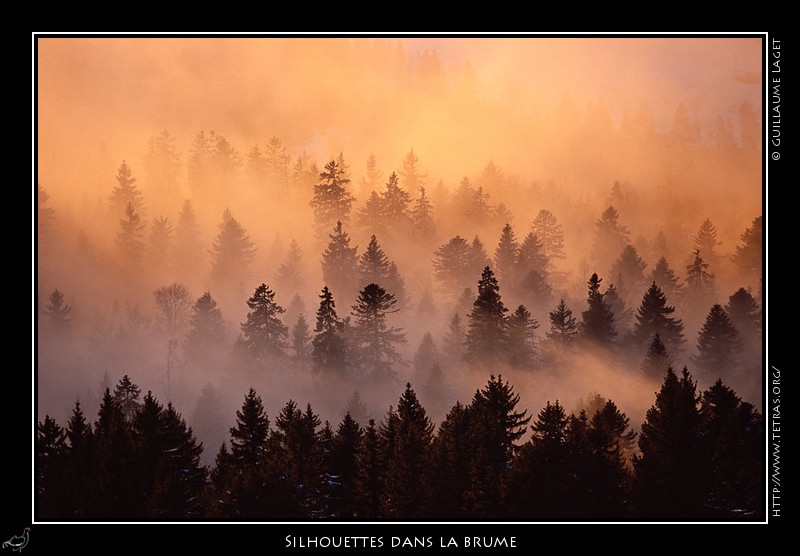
36,35,763,476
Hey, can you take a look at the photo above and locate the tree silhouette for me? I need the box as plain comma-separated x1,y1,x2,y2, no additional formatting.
311,286,349,379
692,304,742,379
350,283,406,383
237,283,289,362
321,221,359,307
580,273,616,348
310,158,355,237
464,267,509,367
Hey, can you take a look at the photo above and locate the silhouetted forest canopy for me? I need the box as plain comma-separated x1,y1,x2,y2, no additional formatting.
35,36,764,522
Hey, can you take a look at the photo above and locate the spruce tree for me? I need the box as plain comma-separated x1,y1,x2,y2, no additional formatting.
36,415,68,518
382,384,434,518
184,292,227,367
380,171,412,229
692,304,742,379
580,273,616,348
493,223,520,283
109,160,145,218
640,333,673,379
209,208,257,295
546,299,579,348
694,218,722,268
350,283,406,382
433,236,474,297
506,305,539,369
632,367,710,519
237,283,289,362
732,215,762,280
321,221,359,306
43,289,72,333
531,208,566,263
357,235,406,305
311,286,349,379
631,281,685,354
410,186,436,244
329,412,363,518
353,419,382,518
310,158,355,237
464,267,509,367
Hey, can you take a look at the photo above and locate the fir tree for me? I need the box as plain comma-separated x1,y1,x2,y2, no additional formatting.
329,412,363,518
692,304,742,379
464,267,509,367
43,289,72,333
350,283,406,382
274,239,306,300
580,273,616,347
310,158,355,237
631,281,685,354
591,206,629,273
410,186,436,243
493,223,520,283
380,171,412,230
433,236,474,297
506,305,539,369
732,215,762,279
429,402,473,518
640,333,673,379
685,249,715,305
649,256,684,303
290,313,312,369
311,286,349,379
694,218,722,268
209,208,257,296
633,367,710,519
237,283,289,361
382,384,434,518
353,419,382,518
115,202,146,274
113,375,142,422
546,299,579,348
442,311,466,364
184,292,227,367
36,415,68,518
357,235,406,305
321,221,359,306
531,208,566,263
109,160,145,218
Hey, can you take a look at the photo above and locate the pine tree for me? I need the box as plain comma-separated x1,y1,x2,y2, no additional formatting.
433,236,474,297
353,419,382,518
694,218,722,268
631,281,685,354
506,305,539,369
640,333,673,379
321,221,359,306
310,158,355,237
311,286,349,379
732,215,763,285
546,299,579,348
692,304,742,379
43,289,72,333
382,384,434,518
464,267,509,367
531,209,566,263
350,283,406,383
209,208,257,296
329,412,363,518
649,256,684,303
466,375,530,517
357,235,406,304
633,367,710,519
36,415,68,518
115,201,146,274
580,273,616,347
109,160,145,218
184,292,227,368
410,186,436,243
113,375,142,422
493,223,520,283
237,283,289,362
380,171,412,230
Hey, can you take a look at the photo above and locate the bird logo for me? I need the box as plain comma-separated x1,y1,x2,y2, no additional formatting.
2,528,29,552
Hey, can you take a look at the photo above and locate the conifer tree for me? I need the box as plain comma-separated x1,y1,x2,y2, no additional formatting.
631,281,685,354
353,419,382,518
184,292,227,367
237,283,289,362
382,384,434,518
380,171,412,230
640,333,672,379
531,208,566,263
609,244,648,306
410,186,436,243
506,305,539,369
36,415,68,518
321,221,359,306
350,283,406,382
116,201,146,274
310,158,355,237
732,215,762,280
464,267,509,367
429,402,473,518
546,299,579,348
357,235,406,305
113,375,142,422
274,239,306,300
442,311,466,364
109,160,145,218
63,400,94,518
493,223,520,283
43,289,72,333
580,273,616,347
290,313,312,369
694,218,722,268
685,249,715,305
692,304,742,379
329,412,363,517
633,367,710,519
209,208,257,296
591,206,629,272
311,286,349,379
433,236,474,297
649,256,684,303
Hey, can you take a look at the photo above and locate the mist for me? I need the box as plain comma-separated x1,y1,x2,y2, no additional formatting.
35,35,763,467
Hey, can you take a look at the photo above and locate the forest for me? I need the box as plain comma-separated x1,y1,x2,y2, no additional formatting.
35,37,764,523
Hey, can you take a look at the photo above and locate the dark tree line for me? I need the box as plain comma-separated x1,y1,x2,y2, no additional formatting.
36,369,762,521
